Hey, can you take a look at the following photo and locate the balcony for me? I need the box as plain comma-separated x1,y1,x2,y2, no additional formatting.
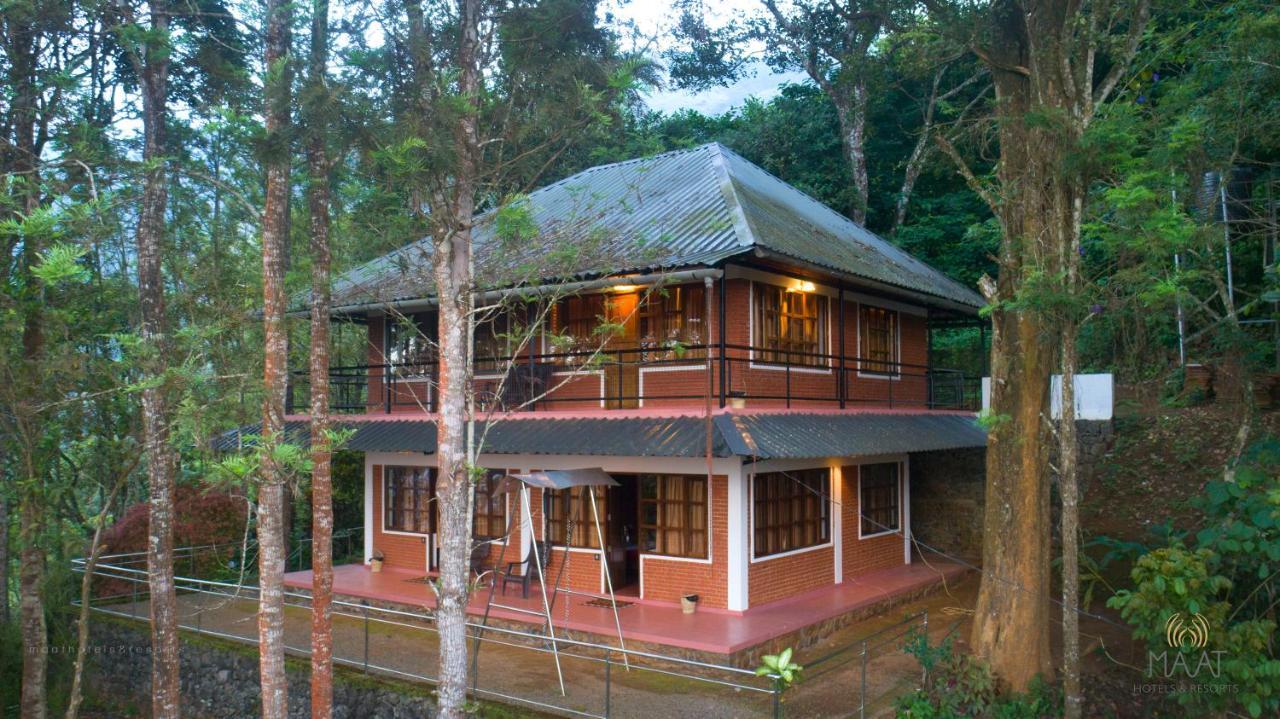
286,344,980,415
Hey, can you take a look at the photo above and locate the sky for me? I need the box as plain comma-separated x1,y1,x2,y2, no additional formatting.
601,0,808,115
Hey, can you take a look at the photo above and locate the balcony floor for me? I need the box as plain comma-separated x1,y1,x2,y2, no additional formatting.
283,558,967,657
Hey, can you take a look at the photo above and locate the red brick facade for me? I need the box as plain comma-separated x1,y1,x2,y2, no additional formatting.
362,275,931,412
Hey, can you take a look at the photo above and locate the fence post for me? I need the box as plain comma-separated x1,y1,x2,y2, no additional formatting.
604,648,612,718
131,581,138,619
773,684,782,719
859,640,868,719
363,600,371,673
921,611,930,683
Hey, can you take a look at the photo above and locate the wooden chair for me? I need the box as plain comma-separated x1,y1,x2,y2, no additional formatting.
499,540,550,599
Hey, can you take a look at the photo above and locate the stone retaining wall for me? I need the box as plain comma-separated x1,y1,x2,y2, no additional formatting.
89,619,437,719
908,420,1114,562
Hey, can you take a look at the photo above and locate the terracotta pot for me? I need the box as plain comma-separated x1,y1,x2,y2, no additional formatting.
681,594,699,614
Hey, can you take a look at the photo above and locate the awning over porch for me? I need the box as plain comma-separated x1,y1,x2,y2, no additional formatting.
212,410,986,460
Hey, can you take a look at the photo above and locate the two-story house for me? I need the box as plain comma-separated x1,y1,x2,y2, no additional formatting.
223,143,985,659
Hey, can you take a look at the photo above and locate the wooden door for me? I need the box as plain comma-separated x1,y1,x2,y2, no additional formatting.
604,292,641,408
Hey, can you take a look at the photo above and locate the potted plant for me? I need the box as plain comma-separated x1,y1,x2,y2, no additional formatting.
369,550,384,573
681,593,699,614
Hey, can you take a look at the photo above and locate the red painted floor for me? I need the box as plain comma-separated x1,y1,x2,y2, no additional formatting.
284,559,966,655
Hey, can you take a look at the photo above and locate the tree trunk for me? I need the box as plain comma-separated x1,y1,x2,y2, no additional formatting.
1060,322,1082,719
19,490,46,719
966,0,1147,693
259,0,294,715
1,494,9,625
65,477,125,719
968,0,1062,691
432,2,482,715
12,17,48,712
306,0,334,714
133,2,180,715
835,80,871,226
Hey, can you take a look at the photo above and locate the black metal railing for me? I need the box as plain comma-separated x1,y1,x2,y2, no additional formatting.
286,344,981,415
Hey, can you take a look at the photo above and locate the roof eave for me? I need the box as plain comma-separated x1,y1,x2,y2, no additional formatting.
747,248,985,316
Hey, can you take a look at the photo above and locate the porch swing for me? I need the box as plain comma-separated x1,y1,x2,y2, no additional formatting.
470,468,630,697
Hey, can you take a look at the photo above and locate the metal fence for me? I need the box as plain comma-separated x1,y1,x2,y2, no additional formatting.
74,544,938,717
776,612,930,719
73,554,783,718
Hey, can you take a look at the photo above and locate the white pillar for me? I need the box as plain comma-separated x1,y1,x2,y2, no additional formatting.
363,456,374,564
832,463,843,584
726,459,749,611
902,456,912,565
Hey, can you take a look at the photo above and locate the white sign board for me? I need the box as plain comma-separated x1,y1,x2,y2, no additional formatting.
981,373,1114,421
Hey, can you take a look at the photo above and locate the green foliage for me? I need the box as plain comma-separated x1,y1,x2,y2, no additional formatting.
1107,437,1280,718
896,631,1061,719
31,243,91,285
755,647,802,693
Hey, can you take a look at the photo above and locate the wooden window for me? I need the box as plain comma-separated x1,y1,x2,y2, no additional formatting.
473,472,507,540
385,313,436,374
859,463,901,536
551,294,606,362
384,466,434,534
859,306,898,375
545,486,606,549
752,468,830,558
639,474,708,558
638,284,706,360
753,284,827,366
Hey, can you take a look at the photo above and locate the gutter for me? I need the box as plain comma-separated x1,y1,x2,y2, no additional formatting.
308,267,725,318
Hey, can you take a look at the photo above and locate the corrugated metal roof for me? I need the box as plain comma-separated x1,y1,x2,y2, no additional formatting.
213,411,985,460
715,412,987,460
322,143,983,312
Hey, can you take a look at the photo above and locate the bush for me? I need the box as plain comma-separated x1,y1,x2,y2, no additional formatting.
1107,436,1280,718
98,485,250,586
102,485,249,554
895,631,1061,719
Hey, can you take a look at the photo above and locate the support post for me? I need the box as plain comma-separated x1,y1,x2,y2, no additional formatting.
859,641,868,718
838,282,846,408
588,488,629,670
718,276,727,408
604,648,613,718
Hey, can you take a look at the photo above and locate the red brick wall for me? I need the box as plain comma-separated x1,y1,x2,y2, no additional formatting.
640,475,728,608
841,464,906,578
359,276,932,412
749,543,835,606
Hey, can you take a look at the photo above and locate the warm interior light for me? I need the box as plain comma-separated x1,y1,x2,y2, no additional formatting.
788,280,817,293
611,284,642,293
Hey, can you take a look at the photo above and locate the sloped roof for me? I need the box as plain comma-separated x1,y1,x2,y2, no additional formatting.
325,143,983,312
212,411,985,459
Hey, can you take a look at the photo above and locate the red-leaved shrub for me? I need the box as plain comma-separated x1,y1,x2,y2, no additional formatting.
102,485,250,554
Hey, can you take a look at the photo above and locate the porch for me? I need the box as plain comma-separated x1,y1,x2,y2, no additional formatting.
283,558,968,661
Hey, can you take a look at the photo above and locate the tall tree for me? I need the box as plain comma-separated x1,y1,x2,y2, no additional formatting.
670,0,905,225
305,0,335,714
2,3,60,713
258,0,294,713
114,0,181,713
929,0,1151,693
428,1,482,712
